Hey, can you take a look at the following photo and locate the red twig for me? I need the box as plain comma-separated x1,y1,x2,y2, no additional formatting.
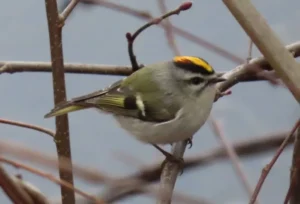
126,1,192,71
249,119,300,204
0,118,55,137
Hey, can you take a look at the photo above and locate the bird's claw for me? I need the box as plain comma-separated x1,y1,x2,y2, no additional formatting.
186,138,193,149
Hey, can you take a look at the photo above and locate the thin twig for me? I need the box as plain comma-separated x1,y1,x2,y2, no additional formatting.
0,129,293,203
214,41,300,101
247,39,254,63
157,0,181,55
81,0,244,64
44,0,75,203
209,118,258,203
249,119,300,204
126,1,192,71
0,118,55,137
59,0,80,22
0,140,108,184
284,170,297,204
289,124,300,204
0,61,132,75
0,140,208,204
0,157,105,204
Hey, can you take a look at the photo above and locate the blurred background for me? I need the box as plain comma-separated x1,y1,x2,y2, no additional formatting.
0,0,300,203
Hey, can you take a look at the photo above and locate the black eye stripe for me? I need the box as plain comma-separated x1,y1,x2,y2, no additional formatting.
189,77,204,85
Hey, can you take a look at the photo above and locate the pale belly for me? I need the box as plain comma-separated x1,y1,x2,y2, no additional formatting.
114,101,213,144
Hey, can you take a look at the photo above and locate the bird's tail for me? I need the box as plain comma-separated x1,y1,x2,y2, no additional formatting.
44,101,90,118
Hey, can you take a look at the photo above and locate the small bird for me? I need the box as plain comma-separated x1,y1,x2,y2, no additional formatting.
45,56,225,161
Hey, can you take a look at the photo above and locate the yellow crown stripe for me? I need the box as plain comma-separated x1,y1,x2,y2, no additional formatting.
173,56,213,73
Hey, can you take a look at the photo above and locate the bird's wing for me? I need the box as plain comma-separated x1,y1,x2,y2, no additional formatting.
84,84,179,123
44,80,123,118
45,78,179,122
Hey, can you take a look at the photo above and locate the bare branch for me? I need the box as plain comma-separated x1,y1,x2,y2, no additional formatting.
223,0,300,102
0,41,299,79
100,131,291,203
0,140,108,184
157,141,188,204
215,42,300,100
0,118,55,137
0,128,293,204
249,119,300,204
289,125,300,203
126,1,192,71
44,0,75,203
0,140,209,204
59,0,80,22
0,157,104,204
0,61,132,75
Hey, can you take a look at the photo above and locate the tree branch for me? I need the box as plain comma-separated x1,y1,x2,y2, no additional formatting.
289,125,300,204
59,0,80,22
100,131,291,203
157,141,188,204
222,0,300,101
0,41,299,77
215,42,300,99
0,157,104,204
222,2,300,204
44,0,75,203
0,118,55,137
0,61,132,75
249,120,300,204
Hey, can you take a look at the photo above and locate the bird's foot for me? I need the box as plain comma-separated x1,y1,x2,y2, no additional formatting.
186,138,193,149
152,144,185,175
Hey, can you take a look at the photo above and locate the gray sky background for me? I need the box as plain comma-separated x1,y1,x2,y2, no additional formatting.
0,0,300,203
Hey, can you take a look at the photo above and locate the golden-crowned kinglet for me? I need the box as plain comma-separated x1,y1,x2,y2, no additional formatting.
45,56,225,146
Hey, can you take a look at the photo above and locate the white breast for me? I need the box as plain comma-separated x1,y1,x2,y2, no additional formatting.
114,86,216,145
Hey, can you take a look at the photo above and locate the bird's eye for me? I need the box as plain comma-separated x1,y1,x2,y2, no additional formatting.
189,77,204,85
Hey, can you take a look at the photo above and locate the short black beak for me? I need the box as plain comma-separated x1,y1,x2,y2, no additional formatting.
209,76,227,84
